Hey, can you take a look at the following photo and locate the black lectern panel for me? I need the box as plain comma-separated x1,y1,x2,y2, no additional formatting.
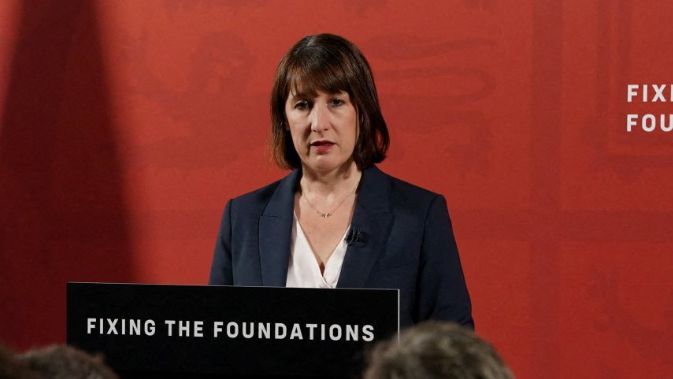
67,283,399,378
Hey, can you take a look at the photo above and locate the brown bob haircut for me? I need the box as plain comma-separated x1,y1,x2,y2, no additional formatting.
270,33,389,170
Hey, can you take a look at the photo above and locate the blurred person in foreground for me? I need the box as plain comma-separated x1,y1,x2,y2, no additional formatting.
364,322,514,379
0,345,38,379
17,345,118,379
209,33,472,328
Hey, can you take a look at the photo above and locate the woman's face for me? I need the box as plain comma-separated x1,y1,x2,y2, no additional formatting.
285,89,358,174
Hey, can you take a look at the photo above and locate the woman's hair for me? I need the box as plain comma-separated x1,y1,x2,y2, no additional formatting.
270,33,389,170
364,322,515,379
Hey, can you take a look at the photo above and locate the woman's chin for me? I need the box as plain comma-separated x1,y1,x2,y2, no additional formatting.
303,157,354,175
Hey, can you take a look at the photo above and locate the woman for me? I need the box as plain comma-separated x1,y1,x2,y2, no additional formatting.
209,34,473,328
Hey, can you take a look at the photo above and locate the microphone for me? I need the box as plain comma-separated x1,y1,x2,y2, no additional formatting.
346,228,367,246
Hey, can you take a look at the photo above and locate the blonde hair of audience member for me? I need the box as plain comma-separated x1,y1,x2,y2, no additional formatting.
364,322,514,379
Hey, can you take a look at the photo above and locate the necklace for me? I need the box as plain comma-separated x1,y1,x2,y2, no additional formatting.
301,189,357,218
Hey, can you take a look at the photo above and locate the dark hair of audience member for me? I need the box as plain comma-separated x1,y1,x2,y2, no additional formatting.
0,345,40,379
17,345,119,379
364,322,514,379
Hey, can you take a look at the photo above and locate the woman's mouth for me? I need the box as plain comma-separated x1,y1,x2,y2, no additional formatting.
310,140,335,153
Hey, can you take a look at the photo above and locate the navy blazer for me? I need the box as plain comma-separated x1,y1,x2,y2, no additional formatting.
209,166,473,328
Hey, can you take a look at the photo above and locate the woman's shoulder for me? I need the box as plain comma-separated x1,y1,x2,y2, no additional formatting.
364,166,446,213
225,170,299,215
371,167,441,200
232,180,281,204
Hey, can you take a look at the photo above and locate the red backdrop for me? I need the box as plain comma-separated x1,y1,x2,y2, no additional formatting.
1,1,672,378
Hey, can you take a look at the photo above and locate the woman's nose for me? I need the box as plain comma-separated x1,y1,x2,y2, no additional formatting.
309,103,329,132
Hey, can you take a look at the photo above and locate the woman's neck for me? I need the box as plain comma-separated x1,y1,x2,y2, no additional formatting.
299,161,362,198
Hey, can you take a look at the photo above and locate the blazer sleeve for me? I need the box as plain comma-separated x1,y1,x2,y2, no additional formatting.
415,195,474,328
209,200,233,285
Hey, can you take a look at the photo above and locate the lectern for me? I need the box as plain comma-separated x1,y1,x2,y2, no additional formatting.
67,283,399,378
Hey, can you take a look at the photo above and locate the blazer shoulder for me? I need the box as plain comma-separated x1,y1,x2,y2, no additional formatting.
226,168,300,216
228,178,284,216
384,172,443,209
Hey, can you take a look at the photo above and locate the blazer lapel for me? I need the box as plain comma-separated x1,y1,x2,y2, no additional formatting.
259,170,300,287
337,166,393,288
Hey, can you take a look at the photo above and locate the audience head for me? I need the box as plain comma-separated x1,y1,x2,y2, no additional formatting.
0,345,40,379
364,322,514,379
17,345,118,379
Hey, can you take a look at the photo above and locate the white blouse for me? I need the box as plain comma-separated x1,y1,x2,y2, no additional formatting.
285,214,350,288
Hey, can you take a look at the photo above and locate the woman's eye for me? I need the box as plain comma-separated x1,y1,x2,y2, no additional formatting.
294,100,309,110
330,98,345,106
